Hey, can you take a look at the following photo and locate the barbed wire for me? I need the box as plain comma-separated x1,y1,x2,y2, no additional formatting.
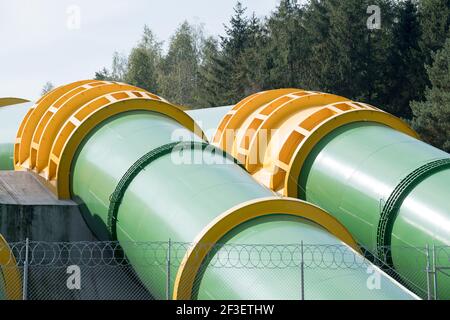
1,241,449,270
1,241,449,300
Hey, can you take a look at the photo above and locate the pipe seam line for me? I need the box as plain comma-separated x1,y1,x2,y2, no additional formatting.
107,141,244,240
377,157,450,263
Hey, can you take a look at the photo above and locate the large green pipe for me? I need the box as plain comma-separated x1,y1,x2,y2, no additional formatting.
70,110,416,299
300,122,450,299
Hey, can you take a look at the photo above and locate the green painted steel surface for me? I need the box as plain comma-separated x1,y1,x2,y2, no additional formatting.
0,103,31,170
0,144,13,170
390,169,450,298
186,105,233,141
72,111,416,299
196,215,416,300
300,122,450,298
72,111,205,240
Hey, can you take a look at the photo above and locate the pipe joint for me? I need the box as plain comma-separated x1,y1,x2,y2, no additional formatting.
377,158,450,263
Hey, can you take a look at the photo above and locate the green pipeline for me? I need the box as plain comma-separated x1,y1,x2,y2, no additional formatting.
299,122,450,299
71,111,416,300
0,144,13,170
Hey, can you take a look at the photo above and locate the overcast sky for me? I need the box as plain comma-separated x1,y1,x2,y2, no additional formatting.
0,0,279,100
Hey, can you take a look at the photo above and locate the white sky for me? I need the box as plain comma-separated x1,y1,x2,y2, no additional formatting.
0,0,279,100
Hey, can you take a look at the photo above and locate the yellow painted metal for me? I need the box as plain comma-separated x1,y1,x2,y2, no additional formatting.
14,80,99,169
231,91,320,165
0,235,21,300
52,95,205,198
244,93,348,171
0,98,29,108
214,90,419,195
33,83,148,171
14,80,206,199
284,109,419,198
173,197,360,300
213,89,302,149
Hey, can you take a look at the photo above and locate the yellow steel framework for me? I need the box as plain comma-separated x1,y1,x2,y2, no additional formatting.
14,80,206,198
213,89,419,195
0,98,29,108
173,197,360,299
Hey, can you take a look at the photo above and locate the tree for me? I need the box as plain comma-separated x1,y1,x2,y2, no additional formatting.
111,52,128,82
197,36,226,107
385,0,427,118
158,22,201,108
94,67,113,81
301,0,332,91
90,0,445,117
239,13,268,94
125,25,162,92
265,0,307,88
303,0,374,99
94,52,128,81
419,0,450,65
411,37,450,152
302,0,400,109
220,1,252,104
41,81,55,95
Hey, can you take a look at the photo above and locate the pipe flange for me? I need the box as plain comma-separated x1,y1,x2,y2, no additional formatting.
376,158,450,263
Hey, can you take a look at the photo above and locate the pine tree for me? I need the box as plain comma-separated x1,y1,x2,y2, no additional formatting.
265,0,306,88
301,0,332,91
94,68,113,81
240,13,268,94
419,0,450,64
197,37,226,107
303,0,375,99
411,37,450,151
220,1,251,104
386,0,427,118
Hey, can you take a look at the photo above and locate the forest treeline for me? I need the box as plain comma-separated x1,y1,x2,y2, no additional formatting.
93,0,450,152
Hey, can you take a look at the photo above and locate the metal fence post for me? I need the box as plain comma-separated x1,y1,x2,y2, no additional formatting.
432,244,438,300
425,244,432,300
166,238,172,300
22,237,29,300
300,241,305,300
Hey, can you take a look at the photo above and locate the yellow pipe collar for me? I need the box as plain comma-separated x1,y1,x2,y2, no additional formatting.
33,83,149,172
213,88,302,150
284,109,419,198
214,90,419,195
0,98,29,108
0,235,21,300
173,197,360,300
15,80,97,168
14,80,206,199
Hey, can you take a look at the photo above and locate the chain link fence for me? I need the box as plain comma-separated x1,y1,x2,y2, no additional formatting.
0,240,449,300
